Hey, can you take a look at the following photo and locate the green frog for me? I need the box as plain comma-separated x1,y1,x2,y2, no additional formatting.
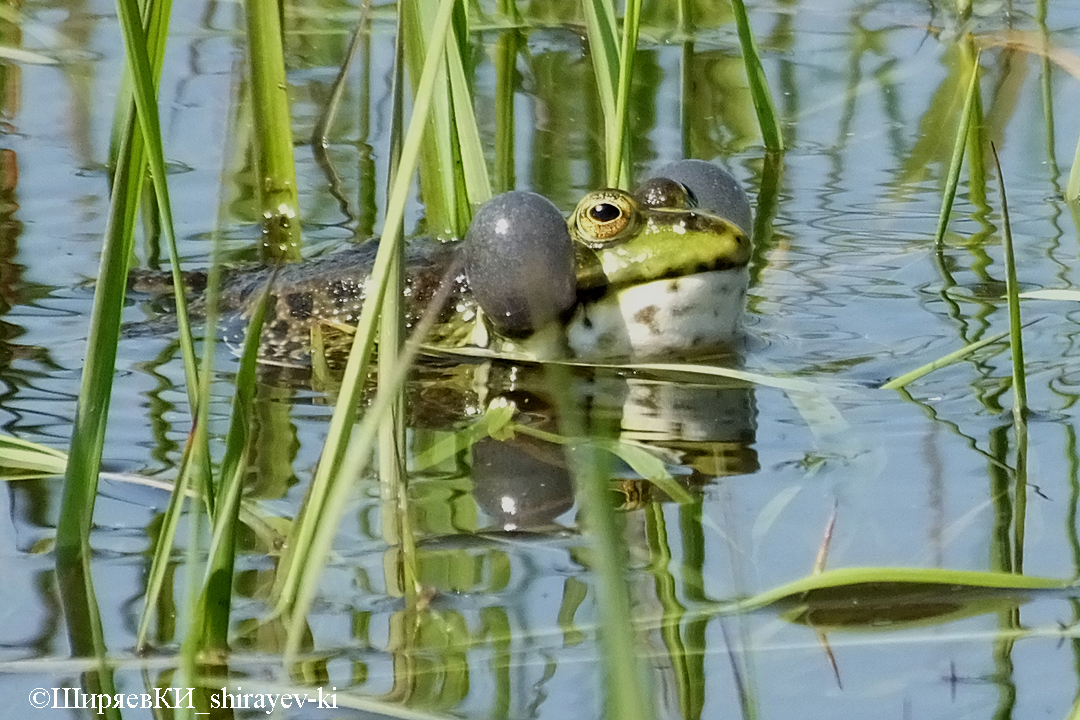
196,160,752,366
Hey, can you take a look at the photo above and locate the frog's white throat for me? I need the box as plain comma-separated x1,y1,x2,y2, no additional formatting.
565,267,749,359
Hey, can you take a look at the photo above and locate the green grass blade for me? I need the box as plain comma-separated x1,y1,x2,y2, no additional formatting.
991,143,1028,574
582,0,620,185
411,400,516,470
729,0,783,151
377,12,414,603
445,13,491,209
107,0,170,174
272,0,461,617
244,0,302,261
726,566,1067,617
114,0,199,405
421,349,839,394
582,0,619,120
402,0,461,235
882,328,1011,390
934,50,981,247
194,277,273,650
0,435,67,476
1068,120,1080,202
134,423,202,651
58,145,140,558
509,422,694,504
55,555,122,720
57,0,183,561
991,144,1027,416
311,1,369,151
283,258,470,658
1021,289,1080,301
493,28,521,192
609,0,640,187
136,70,256,648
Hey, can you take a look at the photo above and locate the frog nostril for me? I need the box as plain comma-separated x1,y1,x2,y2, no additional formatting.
589,203,621,222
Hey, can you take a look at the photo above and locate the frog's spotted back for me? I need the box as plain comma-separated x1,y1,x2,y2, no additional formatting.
218,241,473,366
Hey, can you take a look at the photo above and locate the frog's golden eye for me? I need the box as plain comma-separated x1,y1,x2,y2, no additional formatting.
571,189,641,247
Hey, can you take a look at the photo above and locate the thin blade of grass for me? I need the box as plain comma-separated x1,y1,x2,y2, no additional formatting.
377,8,415,604
136,58,254,649
107,0,170,176
882,328,1012,390
445,13,491,208
311,1,370,151
421,347,839,394
992,144,1027,416
729,0,783,151
244,0,302,261
991,142,1028,574
493,27,521,193
582,0,620,185
0,45,54,64
1068,125,1080,202
934,50,981,247
410,400,516,471
134,423,201,652
115,0,198,402
272,0,461,617
55,555,122,720
1021,289,1080,301
0,435,67,475
509,422,694,504
609,0,640,187
582,0,619,119
58,0,186,560
282,266,471,659
402,0,461,236
194,276,274,651
724,566,1067,617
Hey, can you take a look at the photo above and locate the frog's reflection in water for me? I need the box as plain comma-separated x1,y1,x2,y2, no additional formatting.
252,353,757,534
446,361,758,534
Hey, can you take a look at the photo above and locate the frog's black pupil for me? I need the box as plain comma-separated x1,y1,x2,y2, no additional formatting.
590,203,621,223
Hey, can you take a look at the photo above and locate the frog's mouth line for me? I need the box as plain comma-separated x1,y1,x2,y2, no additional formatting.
574,253,750,300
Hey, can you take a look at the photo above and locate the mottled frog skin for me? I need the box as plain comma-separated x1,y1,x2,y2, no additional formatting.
210,241,477,365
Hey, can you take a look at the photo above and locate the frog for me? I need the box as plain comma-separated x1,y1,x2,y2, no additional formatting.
154,159,753,366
